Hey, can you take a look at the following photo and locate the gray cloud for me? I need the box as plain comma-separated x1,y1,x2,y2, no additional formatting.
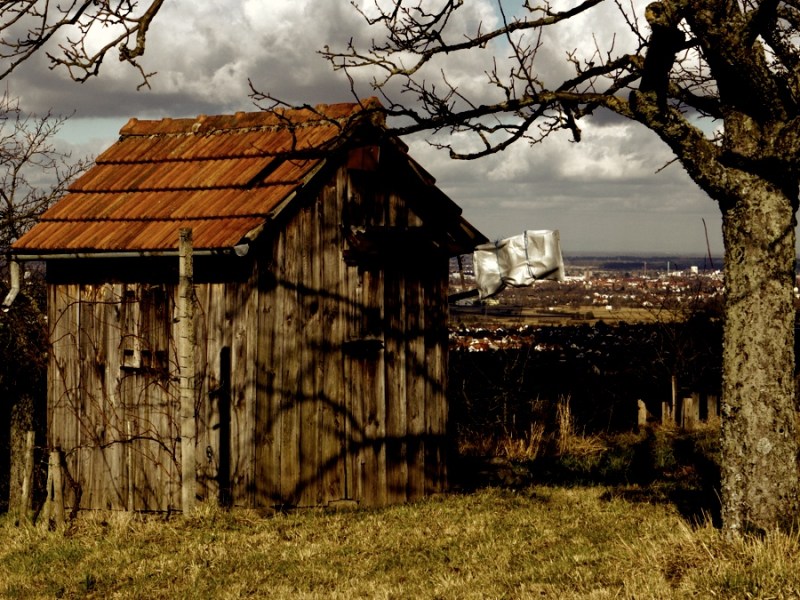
5,0,733,254
407,122,723,255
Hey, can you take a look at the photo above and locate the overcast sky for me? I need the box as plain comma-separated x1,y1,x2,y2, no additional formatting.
9,0,726,256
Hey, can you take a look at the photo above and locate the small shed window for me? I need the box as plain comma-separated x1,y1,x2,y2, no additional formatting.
121,285,141,369
120,284,170,373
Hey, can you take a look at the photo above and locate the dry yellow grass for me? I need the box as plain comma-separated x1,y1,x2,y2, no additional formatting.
495,422,546,461
2,486,800,599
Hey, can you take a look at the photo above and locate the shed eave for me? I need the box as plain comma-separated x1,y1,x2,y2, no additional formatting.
238,156,329,246
12,243,250,261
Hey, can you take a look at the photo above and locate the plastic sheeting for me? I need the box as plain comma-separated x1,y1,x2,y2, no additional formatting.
474,230,565,299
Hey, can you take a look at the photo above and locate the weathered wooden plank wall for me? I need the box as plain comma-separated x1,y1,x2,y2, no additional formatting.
235,269,260,505
317,175,347,505
46,162,451,512
195,281,222,504
425,267,449,493
298,191,323,507
192,275,259,507
48,285,80,507
253,254,279,506
49,283,179,511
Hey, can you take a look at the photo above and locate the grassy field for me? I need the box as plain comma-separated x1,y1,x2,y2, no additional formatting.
3,431,800,599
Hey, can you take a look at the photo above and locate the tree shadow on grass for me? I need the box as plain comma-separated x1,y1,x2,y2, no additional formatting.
450,427,722,528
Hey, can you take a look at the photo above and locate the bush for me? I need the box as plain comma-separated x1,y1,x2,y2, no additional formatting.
453,422,722,525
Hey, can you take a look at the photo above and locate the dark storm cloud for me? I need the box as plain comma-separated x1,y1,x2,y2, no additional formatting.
1,0,730,253
11,0,368,119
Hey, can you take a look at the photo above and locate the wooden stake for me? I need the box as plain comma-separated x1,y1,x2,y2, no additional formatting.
661,400,673,426
637,399,647,431
691,391,701,423
42,449,65,528
51,450,64,527
706,394,720,424
18,431,34,522
671,375,677,423
681,397,696,431
179,228,197,514
127,421,134,512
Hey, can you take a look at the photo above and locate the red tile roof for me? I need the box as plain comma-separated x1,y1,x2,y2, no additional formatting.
13,99,388,255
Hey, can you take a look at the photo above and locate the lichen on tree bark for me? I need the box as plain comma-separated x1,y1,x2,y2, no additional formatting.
720,174,799,534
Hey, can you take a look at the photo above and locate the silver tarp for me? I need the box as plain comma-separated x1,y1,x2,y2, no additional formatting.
474,230,565,299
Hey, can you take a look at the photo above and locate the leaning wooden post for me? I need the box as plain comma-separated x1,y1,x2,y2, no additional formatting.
681,397,696,431
51,450,65,527
691,391,701,423
126,421,135,512
661,400,673,426
18,431,35,522
706,394,719,424
42,448,65,528
637,399,648,431
179,228,197,514
671,375,678,423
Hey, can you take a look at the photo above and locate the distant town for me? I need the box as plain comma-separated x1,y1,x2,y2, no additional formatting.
447,254,726,430
448,254,731,329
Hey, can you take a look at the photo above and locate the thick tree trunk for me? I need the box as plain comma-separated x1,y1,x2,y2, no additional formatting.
720,181,799,534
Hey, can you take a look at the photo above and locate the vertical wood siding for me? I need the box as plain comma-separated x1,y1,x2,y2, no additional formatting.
47,163,451,511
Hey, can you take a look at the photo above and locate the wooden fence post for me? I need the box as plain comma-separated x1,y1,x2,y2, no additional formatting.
637,399,647,431
179,228,197,515
671,375,677,423
51,450,64,527
706,394,719,423
42,449,65,528
661,401,673,426
17,431,35,522
126,421,135,512
681,397,697,431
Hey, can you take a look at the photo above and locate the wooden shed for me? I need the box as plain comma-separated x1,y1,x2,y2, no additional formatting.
11,99,486,512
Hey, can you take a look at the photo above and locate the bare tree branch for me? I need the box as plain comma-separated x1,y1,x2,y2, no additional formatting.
266,0,800,534
0,91,89,261
0,0,166,87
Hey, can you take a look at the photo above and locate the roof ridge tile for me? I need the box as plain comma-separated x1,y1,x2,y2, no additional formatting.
118,98,383,138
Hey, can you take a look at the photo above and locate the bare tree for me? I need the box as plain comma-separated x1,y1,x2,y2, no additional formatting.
0,92,88,264
265,0,800,535
0,1,167,502
0,91,87,512
0,0,165,88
